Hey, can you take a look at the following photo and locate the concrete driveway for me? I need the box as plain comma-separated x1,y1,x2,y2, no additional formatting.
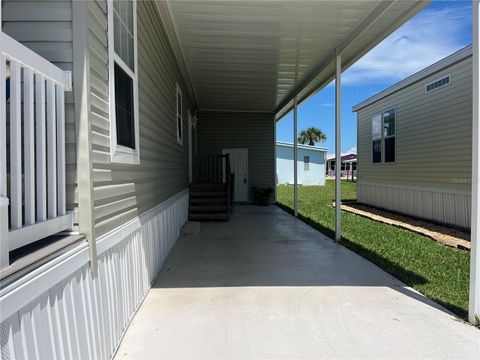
115,205,480,359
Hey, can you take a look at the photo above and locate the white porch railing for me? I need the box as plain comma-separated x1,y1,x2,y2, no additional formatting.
0,31,73,270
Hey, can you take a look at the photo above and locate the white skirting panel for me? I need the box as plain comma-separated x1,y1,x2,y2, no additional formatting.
357,181,471,229
0,189,189,360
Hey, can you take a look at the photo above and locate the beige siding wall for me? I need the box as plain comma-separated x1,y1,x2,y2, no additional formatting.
197,111,275,201
89,1,193,237
2,0,78,223
356,54,472,228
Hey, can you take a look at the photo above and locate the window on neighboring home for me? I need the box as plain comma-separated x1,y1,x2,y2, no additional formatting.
176,83,183,145
383,108,395,163
372,114,382,163
304,156,310,170
108,0,139,164
425,74,450,93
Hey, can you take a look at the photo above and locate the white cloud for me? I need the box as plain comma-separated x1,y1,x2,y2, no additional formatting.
343,3,471,85
320,102,334,107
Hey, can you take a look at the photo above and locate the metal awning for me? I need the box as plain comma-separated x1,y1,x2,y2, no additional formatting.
160,0,429,118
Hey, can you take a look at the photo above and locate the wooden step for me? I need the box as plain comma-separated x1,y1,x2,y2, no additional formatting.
190,191,227,198
188,213,229,221
189,197,227,205
189,205,228,214
190,183,226,191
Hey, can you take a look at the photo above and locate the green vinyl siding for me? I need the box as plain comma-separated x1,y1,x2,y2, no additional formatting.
88,0,193,237
357,55,472,189
197,111,275,201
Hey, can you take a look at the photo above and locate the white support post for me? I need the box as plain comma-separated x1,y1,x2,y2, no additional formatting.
470,0,480,325
0,4,10,268
293,96,298,217
335,49,342,242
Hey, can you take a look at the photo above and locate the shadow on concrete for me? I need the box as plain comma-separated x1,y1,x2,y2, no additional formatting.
153,205,459,318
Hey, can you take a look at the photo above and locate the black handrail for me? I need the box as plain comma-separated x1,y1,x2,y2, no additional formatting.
194,154,234,214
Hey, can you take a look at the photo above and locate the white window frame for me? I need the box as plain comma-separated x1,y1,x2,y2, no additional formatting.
107,0,140,165
304,156,310,171
382,108,396,164
372,114,382,164
176,83,183,145
425,73,451,93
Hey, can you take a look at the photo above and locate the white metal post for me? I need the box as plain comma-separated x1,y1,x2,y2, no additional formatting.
293,96,298,217
335,49,342,242
470,0,480,325
0,5,10,269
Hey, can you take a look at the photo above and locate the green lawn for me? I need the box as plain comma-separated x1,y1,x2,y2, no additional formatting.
276,180,470,319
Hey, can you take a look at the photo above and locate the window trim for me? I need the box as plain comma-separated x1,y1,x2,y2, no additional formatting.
371,113,382,164
304,156,310,171
371,107,396,164
425,73,451,94
176,83,183,145
107,0,140,165
383,108,396,164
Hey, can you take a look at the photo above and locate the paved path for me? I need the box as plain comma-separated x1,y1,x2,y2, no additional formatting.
116,205,480,359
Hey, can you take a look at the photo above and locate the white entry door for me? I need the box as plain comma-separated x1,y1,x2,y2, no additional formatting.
222,148,248,202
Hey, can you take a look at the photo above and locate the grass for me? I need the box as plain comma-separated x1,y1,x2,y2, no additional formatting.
276,180,470,319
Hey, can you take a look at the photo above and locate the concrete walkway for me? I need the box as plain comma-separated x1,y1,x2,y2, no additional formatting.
115,205,480,359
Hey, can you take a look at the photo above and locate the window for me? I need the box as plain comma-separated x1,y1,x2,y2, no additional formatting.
371,109,396,164
383,109,395,163
372,114,382,163
108,0,139,164
176,84,183,145
425,74,450,93
304,156,310,170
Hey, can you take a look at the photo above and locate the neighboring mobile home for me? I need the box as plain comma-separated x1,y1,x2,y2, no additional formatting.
353,45,472,229
326,151,357,178
5,1,479,358
276,141,327,185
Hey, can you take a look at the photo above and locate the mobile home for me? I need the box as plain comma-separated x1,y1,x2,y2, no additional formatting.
276,141,327,185
353,45,472,229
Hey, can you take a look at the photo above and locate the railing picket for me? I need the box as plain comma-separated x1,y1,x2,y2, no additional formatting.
10,61,22,229
46,80,57,218
35,74,47,222
56,86,66,216
1,31,73,269
24,68,35,225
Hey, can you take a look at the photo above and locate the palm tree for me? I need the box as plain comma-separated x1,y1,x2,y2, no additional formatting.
297,127,326,146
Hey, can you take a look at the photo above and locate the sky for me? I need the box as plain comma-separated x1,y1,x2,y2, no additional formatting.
276,0,472,155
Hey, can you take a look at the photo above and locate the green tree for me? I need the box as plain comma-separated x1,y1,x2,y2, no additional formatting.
297,127,327,146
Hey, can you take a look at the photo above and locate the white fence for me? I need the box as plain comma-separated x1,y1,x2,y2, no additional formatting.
0,32,73,269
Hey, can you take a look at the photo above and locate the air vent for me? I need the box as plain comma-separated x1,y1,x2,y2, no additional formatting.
425,74,450,93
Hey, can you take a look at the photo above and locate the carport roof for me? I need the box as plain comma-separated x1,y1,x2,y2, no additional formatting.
156,1,429,119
